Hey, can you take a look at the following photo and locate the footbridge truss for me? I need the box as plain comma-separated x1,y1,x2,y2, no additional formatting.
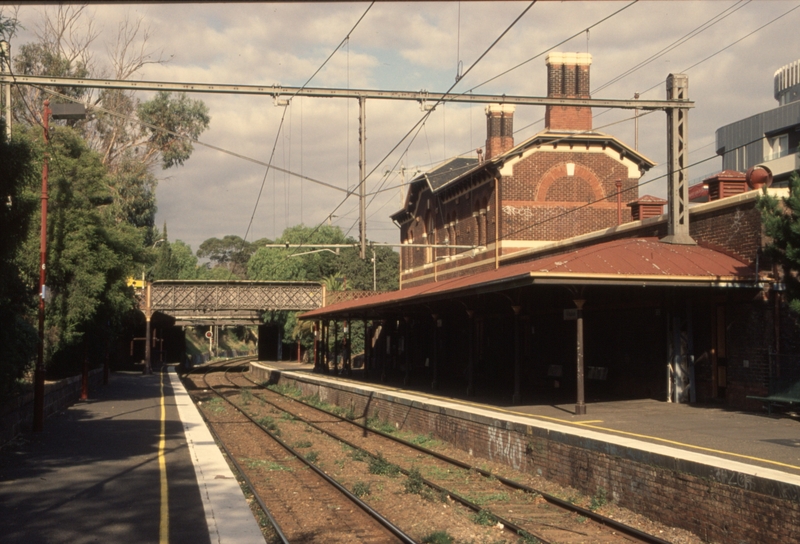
143,280,324,325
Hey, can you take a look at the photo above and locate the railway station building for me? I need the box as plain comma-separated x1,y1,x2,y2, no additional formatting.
301,53,800,414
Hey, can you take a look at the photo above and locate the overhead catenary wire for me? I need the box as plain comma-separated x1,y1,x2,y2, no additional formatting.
592,0,751,95
359,0,643,196
496,130,776,244
13,1,787,271
464,1,638,95
278,0,539,271
236,1,376,265
600,2,800,106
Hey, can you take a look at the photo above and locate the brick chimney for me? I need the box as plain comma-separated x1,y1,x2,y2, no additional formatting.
485,104,515,160
545,52,592,132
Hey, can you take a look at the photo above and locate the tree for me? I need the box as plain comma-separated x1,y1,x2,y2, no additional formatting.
0,121,39,395
137,91,210,170
247,224,400,356
12,8,210,250
759,173,800,313
197,235,260,279
10,6,96,128
16,125,146,376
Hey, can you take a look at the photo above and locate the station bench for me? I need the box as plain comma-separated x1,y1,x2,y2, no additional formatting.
747,378,800,414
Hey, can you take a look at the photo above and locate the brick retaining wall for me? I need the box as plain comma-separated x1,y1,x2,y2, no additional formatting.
1,369,104,445
251,363,800,544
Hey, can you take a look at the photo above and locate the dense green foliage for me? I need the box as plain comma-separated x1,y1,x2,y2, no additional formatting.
15,126,147,376
0,126,39,394
248,224,399,356
759,173,800,314
137,91,210,170
196,234,266,278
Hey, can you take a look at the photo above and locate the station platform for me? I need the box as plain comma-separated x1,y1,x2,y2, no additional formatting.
252,359,800,542
0,368,263,544
259,359,800,478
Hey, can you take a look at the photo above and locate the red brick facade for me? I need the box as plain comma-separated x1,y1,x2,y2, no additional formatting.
394,52,654,288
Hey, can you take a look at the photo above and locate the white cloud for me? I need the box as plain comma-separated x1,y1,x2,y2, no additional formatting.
8,2,800,251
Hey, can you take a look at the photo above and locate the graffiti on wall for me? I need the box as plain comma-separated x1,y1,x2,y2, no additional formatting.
488,422,525,470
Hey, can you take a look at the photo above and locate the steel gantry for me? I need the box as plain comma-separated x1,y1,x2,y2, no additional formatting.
0,74,695,257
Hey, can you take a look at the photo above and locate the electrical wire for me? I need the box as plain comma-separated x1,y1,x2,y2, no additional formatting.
235,2,376,270
31,85,352,195
592,1,750,95
353,0,642,204
496,130,776,243
603,2,800,106
464,1,638,94
278,0,539,270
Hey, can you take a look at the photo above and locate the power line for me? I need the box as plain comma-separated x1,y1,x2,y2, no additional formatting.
238,2,376,247
465,1,638,94
496,131,772,243
283,1,539,269
592,1,751,95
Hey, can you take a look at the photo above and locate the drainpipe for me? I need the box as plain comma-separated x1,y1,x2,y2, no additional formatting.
616,180,622,225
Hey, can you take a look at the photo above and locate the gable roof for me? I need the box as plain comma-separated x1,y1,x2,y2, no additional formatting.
391,129,656,225
391,156,482,224
497,130,656,171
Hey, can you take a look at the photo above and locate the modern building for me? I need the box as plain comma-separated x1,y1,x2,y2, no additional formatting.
716,59,800,184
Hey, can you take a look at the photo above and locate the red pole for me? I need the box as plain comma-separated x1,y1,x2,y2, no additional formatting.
33,100,51,432
80,355,89,400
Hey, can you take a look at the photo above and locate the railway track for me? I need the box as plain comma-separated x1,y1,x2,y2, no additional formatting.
184,358,413,544
184,359,674,544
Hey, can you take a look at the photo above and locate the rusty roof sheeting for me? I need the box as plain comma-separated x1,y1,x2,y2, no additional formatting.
300,238,756,319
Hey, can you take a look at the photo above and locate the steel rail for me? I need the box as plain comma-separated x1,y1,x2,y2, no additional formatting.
180,364,290,544
197,361,416,544
242,371,672,544
235,372,557,543
179,358,288,543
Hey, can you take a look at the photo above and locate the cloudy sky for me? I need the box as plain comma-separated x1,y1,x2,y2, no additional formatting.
6,1,800,252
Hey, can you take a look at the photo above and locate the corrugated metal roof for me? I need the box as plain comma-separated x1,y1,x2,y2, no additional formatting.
301,238,756,319
424,157,480,192
524,238,750,277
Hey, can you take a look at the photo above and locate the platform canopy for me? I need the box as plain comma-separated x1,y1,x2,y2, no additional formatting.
300,237,761,321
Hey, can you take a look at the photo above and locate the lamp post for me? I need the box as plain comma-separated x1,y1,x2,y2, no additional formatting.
33,100,86,432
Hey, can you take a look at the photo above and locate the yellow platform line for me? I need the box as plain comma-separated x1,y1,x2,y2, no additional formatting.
159,370,170,543
573,421,800,472
273,369,800,474
489,404,800,473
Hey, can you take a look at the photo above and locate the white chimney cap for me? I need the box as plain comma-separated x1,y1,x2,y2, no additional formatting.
485,104,516,115
546,52,592,66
